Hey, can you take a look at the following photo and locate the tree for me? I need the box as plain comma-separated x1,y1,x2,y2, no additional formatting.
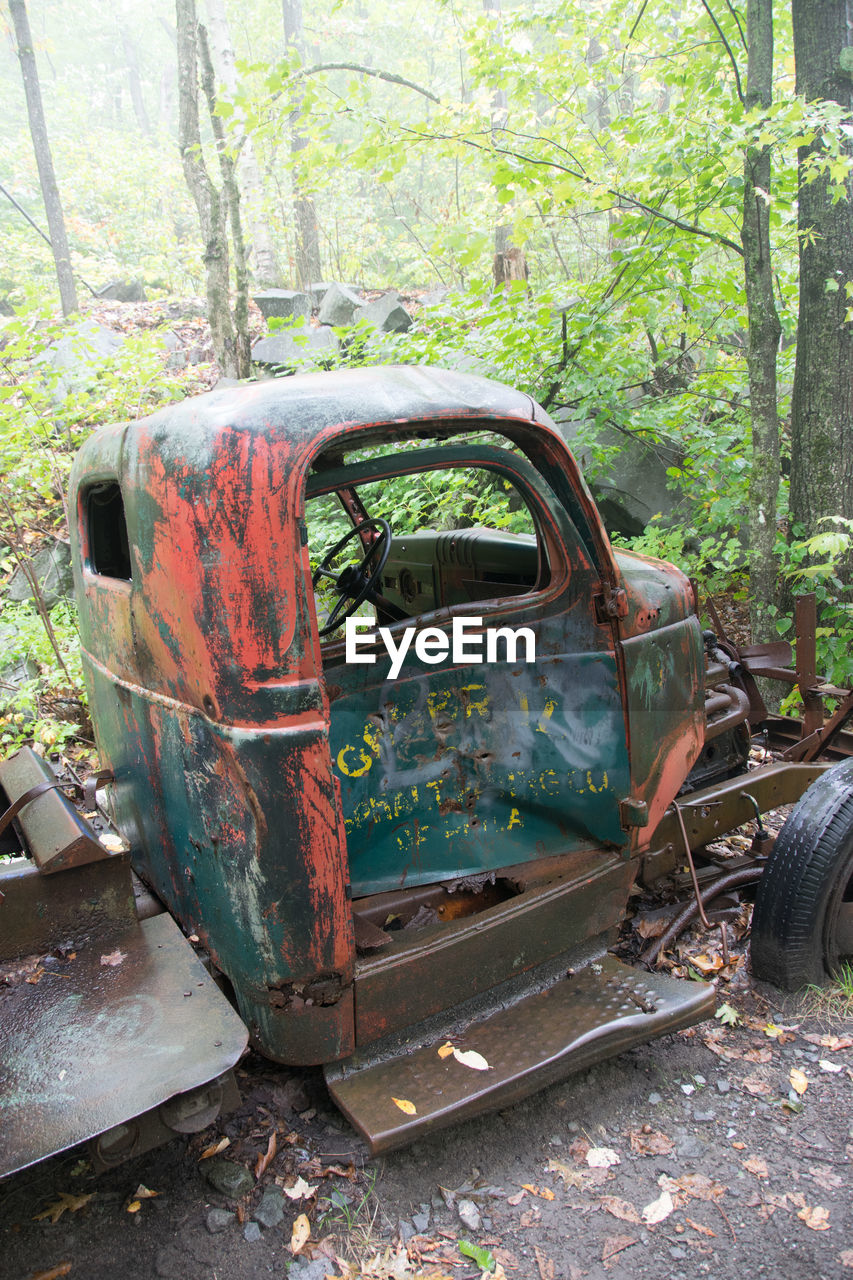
176,0,249,378
283,0,322,289
8,0,78,317
789,0,853,567
741,0,782,640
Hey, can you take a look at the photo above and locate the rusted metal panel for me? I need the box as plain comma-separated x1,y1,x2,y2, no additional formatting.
327,953,716,1154
0,748,107,873
0,856,136,961
0,911,248,1178
352,853,634,1044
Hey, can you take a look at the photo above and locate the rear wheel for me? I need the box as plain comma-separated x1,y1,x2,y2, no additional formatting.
751,757,853,990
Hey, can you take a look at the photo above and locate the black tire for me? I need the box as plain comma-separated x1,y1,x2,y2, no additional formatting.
751,757,853,990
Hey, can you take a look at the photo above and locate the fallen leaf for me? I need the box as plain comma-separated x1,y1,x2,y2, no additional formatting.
30,1266,72,1280
715,1002,741,1026
587,1147,620,1169
459,1240,495,1271
33,1193,95,1224
743,1157,769,1178
839,1248,853,1268
132,1185,159,1200
702,1036,744,1061
519,1207,541,1228
98,833,126,852
798,1204,830,1231
521,1183,554,1200
391,1097,417,1115
743,1046,773,1064
599,1195,642,1225
452,1047,489,1072
742,1074,773,1096
290,1213,311,1254
802,1033,853,1051
819,1059,843,1074
568,1135,591,1163
685,1217,716,1238
690,953,724,975
629,1128,674,1156
199,1136,230,1159
533,1244,556,1279
601,1235,636,1262
507,1189,527,1205
99,950,126,967
642,1189,674,1225
283,1176,318,1200
790,1068,808,1095
763,1022,783,1039
809,1166,842,1192
255,1131,277,1179
126,1201,141,1214
663,1173,727,1203
437,1042,455,1059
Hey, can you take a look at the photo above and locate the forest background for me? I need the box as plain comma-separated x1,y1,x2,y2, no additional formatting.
1,0,852,753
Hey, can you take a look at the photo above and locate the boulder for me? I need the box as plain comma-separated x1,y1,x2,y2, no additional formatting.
43,318,125,400
317,283,365,327
359,290,412,334
96,280,147,302
251,322,339,371
6,538,75,610
253,289,311,321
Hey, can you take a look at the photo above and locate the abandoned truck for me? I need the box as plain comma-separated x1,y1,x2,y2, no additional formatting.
2,365,853,1180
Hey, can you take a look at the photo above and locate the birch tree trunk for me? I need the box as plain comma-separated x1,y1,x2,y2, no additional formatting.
204,0,283,287
176,0,240,377
741,0,781,641
8,0,78,317
283,0,322,289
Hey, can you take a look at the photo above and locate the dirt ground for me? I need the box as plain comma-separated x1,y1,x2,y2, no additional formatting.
2,965,852,1280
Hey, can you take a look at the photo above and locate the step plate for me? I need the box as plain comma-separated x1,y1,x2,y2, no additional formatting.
326,955,715,1153
0,912,248,1177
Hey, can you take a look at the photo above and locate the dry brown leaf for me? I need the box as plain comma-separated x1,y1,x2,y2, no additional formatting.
742,1074,773,1096
568,1135,591,1163
742,1157,769,1179
809,1166,843,1192
742,1046,772,1064
290,1213,311,1254
30,1266,72,1280
690,952,724,975
599,1195,642,1225
534,1245,556,1280
601,1235,636,1262
519,1207,541,1228
666,1173,727,1203
798,1204,830,1231
506,1189,527,1206
99,949,126,967
634,915,667,940
685,1217,716,1238
126,1201,141,1214
437,1042,455,1059
391,1097,416,1115
789,1067,808,1096
199,1136,230,1160
802,1033,853,1050
839,1248,853,1268
33,1193,95,1224
255,1131,277,1179
702,1036,744,1061
629,1128,674,1156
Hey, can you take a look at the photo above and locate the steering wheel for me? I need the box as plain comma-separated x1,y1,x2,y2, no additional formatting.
312,518,392,636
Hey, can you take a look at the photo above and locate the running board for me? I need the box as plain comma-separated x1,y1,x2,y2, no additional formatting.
325,954,715,1153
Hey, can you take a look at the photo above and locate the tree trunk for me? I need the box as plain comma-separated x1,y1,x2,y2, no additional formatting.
204,0,283,287
741,0,782,642
282,0,322,289
120,23,152,137
790,0,853,571
198,22,251,378
176,0,239,377
8,0,78,317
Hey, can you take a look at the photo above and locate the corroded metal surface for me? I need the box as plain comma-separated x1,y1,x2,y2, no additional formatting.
326,953,716,1153
0,912,248,1178
0,747,107,873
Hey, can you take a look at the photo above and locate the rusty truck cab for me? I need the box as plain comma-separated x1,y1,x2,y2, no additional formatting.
66,366,711,1150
